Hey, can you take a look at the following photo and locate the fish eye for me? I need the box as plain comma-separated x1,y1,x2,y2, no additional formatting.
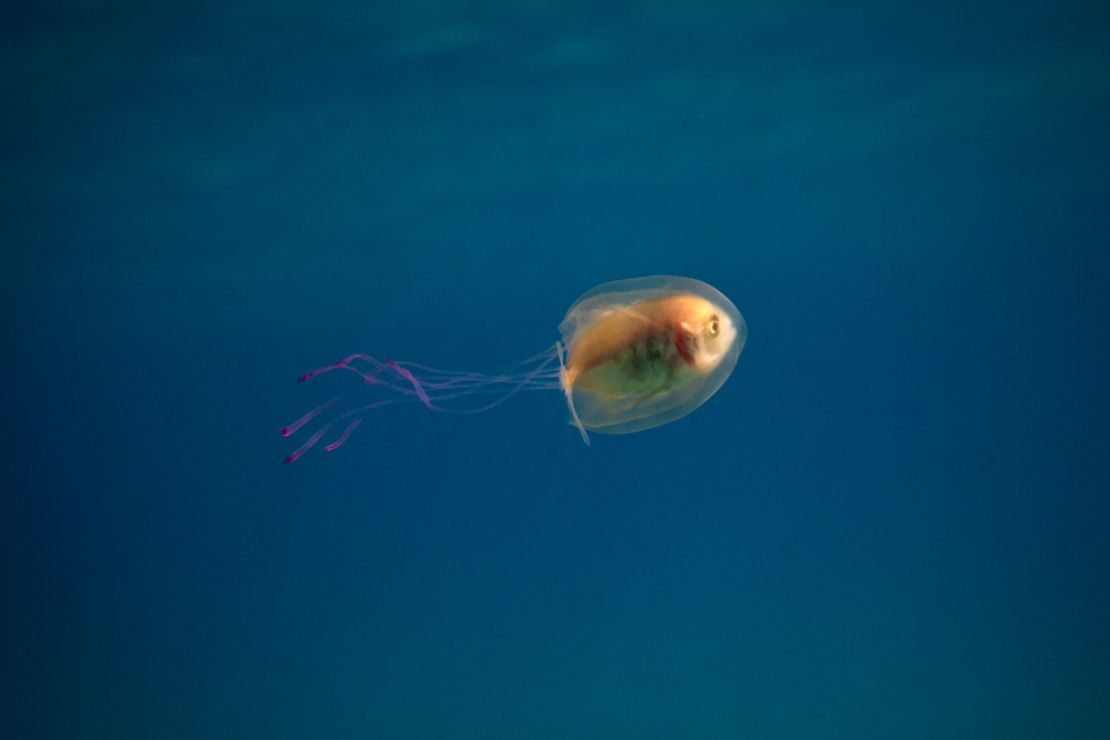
707,316,720,337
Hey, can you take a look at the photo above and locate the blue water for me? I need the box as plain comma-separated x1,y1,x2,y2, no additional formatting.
6,2,1109,738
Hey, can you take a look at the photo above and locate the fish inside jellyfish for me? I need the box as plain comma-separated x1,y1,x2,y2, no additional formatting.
281,275,747,462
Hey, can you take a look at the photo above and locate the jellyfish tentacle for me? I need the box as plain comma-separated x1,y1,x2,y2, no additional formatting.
557,340,590,446
386,347,560,415
395,347,556,377
283,345,564,461
324,418,362,452
297,357,356,383
280,390,355,437
454,346,560,413
386,361,436,409
298,354,394,386
283,425,332,463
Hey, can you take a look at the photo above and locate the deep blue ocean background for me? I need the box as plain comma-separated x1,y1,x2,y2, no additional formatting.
5,2,1110,738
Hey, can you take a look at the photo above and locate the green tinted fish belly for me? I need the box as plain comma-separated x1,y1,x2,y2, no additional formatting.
579,331,688,396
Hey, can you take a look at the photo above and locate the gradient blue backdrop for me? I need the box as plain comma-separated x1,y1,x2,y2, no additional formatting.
5,2,1109,738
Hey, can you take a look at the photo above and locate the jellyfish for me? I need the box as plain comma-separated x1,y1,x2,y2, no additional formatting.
281,275,747,462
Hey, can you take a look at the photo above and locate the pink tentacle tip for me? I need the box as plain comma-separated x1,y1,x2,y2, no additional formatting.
297,373,309,383
280,426,292,437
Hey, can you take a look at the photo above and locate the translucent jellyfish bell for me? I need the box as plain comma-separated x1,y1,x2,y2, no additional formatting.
559,275,747,437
